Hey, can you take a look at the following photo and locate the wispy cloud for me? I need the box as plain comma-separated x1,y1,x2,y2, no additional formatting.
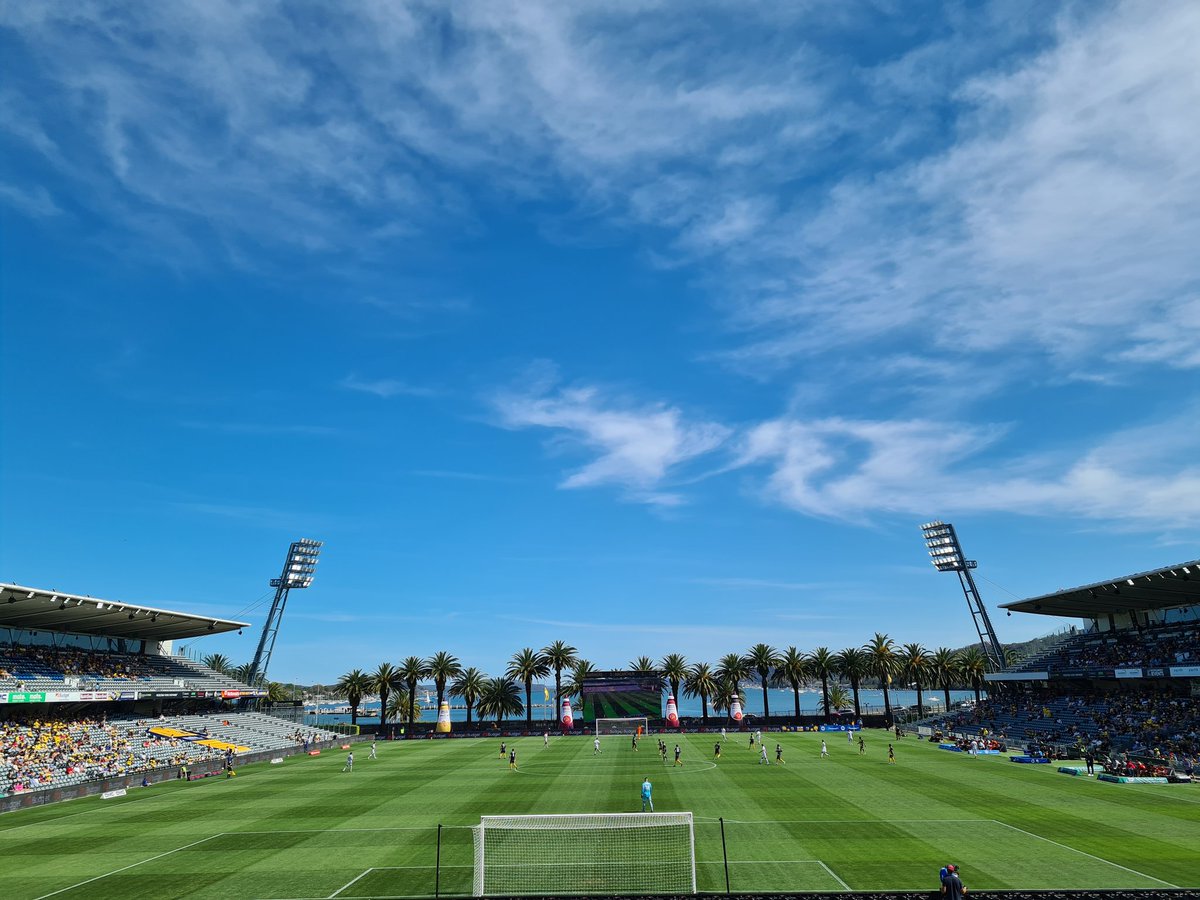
174,501,329,530
715,1,1200,382
737,410,1200,528
492,371,729,505
408,469,516,483
687,577,833,592
340,374,439,399
179,421,339,437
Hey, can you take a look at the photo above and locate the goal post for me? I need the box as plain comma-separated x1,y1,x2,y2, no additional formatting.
472,812,696,896
595,717,649,736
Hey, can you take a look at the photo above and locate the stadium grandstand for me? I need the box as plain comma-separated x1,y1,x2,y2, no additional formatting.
925,560,1200,775
1,583,341,808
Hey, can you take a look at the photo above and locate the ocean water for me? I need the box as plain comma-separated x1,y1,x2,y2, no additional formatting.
304,687,981,727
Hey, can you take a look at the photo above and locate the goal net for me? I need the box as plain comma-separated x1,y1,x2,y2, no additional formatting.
595,717,649,736
473,812,695,896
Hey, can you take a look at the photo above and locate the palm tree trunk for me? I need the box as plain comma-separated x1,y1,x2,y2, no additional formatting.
973,681,982,707
701,692,709,723
466,700,473,727
408,685,417,731
943,683,951,711
915,683,924,717
761,677,770,723
852,679,861,719
882,682,892,724
525,681,533,726
792,680,800,719
380,687,390,726
555,668,562,722
821,675,830,724
351,702,359,726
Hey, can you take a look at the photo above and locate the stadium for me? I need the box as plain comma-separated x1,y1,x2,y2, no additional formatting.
4,3,1200,899
2,534,1198,898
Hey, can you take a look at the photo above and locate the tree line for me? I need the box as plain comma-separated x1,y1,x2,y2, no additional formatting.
203,635,994,729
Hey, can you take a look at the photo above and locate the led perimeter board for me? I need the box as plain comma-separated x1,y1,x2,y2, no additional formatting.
581,670,662,720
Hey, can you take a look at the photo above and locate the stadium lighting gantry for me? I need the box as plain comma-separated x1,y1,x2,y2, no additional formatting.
248,538,323,690
919,521,1004,671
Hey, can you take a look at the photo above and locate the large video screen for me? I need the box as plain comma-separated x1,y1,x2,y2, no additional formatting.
580,671,662,719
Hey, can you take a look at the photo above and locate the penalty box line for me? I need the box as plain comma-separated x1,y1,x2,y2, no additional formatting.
325,860,852,899
989,819,1178,888
32,832,227,900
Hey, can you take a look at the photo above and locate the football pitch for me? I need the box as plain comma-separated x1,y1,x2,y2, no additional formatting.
2,729,1198,898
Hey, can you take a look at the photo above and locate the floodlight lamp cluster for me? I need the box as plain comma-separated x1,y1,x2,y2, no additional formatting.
271,538,323,589
920,520,966,572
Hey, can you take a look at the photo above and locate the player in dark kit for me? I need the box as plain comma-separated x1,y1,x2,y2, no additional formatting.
714,742,722,760
499,742,506,759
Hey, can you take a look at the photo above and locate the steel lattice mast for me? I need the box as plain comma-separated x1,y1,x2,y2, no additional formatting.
920,521,1004,670
248,538,322,688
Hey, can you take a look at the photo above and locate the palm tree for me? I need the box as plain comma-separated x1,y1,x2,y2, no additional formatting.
930,647,961,711
266,681,289,702
659,653,689,706
684,662,718,723
744,643,781,723
386,692,417,724
541,640,578,721
230,662,255,684
865,632,899,724
398,656,429,733
711,679,742,724
335,668,371,726
507,648,550,727
773,646,808,719
450,667,487,727
565,659,596,704
834,647,870,719
958,646,988,709
371,662,400,727
824,684,852,717
426,651,463,712
628,656,661,683
805,647,837,724
202,653,231,674
478,676,524,728
898,643,931,717
716,652,751,725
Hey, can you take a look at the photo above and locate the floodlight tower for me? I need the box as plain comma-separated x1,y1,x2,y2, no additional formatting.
919,521,1004,671
247,538,322,689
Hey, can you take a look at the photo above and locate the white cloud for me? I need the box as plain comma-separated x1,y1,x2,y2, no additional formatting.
721,1,1200,376
340,374,438,399
493,377,729,503
738,411,1200,528
0,181,60,217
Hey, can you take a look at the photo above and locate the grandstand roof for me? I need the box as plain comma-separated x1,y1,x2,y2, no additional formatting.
0,583,249,640
1000,560,1200,618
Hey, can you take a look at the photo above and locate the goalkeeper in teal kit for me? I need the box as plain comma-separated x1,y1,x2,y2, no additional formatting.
640,777,653,812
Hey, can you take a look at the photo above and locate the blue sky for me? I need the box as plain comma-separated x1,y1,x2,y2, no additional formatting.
2,1,1198,684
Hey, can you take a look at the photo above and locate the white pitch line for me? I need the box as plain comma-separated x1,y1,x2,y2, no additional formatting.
990,820,1178,888
514,761,719,777
227,825,468,834
32,831,226,900
695,817,987,824
328,867,376,898
818,861,852,891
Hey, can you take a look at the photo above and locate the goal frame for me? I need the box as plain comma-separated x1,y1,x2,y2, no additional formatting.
473,811,696,897
595,716,649,736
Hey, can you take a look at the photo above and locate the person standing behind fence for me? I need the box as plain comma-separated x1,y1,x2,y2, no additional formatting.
941,864,966,898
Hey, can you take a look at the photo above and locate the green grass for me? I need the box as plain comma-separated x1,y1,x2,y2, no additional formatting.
2,729,1198,898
